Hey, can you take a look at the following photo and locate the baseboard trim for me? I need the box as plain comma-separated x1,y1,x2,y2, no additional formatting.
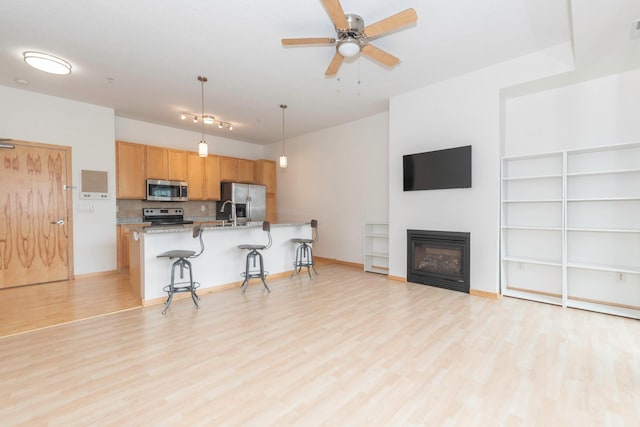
470,289,501,300
73,269,120,280
387,275,406,283
314,257,363,269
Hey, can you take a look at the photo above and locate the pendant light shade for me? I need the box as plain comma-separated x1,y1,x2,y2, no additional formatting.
197,76,209,157
279,104,288,168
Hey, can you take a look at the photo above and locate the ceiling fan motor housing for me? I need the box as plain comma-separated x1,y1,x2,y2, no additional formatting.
338,14,364,41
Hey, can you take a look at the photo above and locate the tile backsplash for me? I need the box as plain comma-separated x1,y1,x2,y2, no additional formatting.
117,199,219,220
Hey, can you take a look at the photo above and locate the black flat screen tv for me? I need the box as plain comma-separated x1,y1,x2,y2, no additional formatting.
403,145,472,191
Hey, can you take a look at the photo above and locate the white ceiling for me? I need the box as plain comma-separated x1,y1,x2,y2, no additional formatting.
0,1,638,145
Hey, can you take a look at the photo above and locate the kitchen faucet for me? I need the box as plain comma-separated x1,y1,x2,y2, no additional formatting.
220,200,236,225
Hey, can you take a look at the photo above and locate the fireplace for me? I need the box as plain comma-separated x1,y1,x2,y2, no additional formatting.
407,229,470,293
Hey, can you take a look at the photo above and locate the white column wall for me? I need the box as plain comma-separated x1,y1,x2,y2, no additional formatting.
0,85,116,275
264,112,389,264
388,45,575,293
505,68,640,156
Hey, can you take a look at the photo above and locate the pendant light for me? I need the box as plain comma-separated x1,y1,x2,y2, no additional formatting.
279,104,288,168
197,76,208,157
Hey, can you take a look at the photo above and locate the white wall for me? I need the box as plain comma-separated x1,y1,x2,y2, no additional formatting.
388,44,575,293
0,85,116,275
265,112,389,264
115,117,264,159
505,68,640,156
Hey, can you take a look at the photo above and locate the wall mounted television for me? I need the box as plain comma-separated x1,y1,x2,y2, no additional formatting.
403,145,472,191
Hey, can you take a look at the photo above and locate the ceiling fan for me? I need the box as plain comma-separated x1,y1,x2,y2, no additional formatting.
282,0,418,77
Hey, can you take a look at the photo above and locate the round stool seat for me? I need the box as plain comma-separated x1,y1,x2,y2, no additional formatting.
158,249,196,259
237,244,267,250
291,238,313,244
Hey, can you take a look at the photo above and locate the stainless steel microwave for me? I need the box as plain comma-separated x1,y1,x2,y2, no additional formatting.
146,179,188,202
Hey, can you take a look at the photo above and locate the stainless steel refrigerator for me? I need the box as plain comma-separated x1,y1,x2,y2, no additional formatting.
220,183,266,223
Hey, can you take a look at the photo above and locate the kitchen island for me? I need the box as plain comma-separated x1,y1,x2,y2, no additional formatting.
127,222,312,304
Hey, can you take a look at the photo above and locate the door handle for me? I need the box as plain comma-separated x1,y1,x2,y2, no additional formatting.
51,219,65,225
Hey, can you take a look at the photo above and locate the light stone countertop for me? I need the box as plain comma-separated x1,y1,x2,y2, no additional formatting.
124,222,309,234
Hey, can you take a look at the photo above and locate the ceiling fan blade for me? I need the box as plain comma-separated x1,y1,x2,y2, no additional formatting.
325,52,344,76
321,0,349,30
364,8,417,38
361,44,399,67
282,37,336,46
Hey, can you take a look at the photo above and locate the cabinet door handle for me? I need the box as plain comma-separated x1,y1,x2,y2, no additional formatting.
51,219,65,225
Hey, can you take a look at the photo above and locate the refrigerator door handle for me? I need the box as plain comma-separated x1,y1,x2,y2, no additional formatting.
247,195,252,222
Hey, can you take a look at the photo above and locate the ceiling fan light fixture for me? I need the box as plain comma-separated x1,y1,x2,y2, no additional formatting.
337,39,360,58
23,51,72,75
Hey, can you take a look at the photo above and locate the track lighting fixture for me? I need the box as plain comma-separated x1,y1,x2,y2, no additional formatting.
179,112,233,131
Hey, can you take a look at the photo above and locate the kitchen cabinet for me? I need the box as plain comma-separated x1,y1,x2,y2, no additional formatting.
187,152,206,200
168,149,188,181
364,224,389,274
146,147,188,181
266,193,277,223
117,224,135,271
238,159,254,183
220,156,238,182
501,143,640,319
116,141,146,199
146,145,168,179
220,156,254,183
205,155,221,200
254,159,276,193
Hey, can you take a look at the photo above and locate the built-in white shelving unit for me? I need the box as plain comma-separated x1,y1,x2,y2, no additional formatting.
501,143,640,319
364,223,389,275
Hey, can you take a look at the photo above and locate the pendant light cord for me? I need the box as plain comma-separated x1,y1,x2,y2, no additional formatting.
280,104,287,155
201,77,205,141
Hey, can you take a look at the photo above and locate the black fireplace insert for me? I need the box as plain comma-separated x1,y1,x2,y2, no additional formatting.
407,229,470,293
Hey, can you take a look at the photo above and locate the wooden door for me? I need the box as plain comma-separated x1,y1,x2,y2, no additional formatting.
0,140,73,288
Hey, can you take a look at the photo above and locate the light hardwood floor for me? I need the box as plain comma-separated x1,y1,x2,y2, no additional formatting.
0,272,141,338
1,264,639,426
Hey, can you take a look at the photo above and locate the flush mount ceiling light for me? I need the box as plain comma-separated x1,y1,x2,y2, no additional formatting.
23,51,72,75
279,104,288,168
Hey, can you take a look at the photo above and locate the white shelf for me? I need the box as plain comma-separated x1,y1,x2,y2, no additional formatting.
364,224,389,275
566,262,640,275
503,199,562,203
502,174,563,181
567,168,640,177
567,197,640,202
567,227,640,233
502,225,562,231
501,142,640,319
503,256,562,267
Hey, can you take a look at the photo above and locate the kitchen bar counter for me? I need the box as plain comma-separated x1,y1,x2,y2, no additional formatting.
127,222,311,303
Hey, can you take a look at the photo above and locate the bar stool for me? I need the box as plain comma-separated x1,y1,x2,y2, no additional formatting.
237,222,272,294
157,225,204,314
291,219,318,278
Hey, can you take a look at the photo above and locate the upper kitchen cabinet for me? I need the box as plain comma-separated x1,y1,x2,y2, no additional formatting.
116,141,146,199
188,153,221,201
205,155,221,200
238,159,254,183
167,149,188,181
187,152,206,200
254,160,276,193
146,145,168,179
146,147,188,181
219,156,238,182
